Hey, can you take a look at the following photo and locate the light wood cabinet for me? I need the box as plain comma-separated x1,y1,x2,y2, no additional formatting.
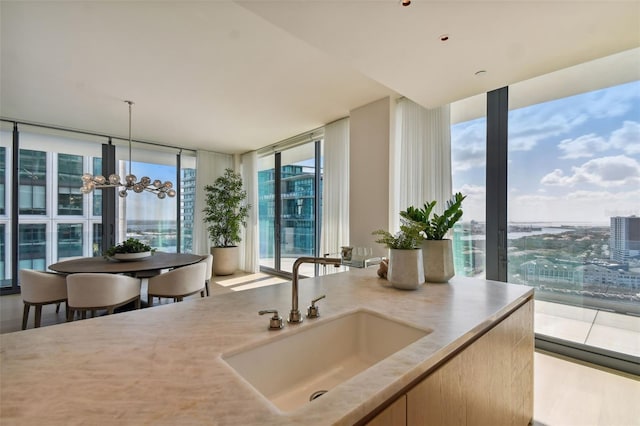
366,395,407,426
366,299,533,426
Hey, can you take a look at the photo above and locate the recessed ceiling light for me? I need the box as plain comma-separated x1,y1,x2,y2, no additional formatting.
475,70,487,76
401,0,411,6
439,34,450,42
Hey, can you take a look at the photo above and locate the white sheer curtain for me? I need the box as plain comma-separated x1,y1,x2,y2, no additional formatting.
320,118,350,257
193,150,233,255
392,99,452,230
239,151,258,272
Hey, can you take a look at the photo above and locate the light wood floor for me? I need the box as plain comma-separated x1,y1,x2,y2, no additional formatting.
533,351,639,426
2,278,639,425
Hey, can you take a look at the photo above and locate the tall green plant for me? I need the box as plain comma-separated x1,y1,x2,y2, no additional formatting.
401,192,466,240
203,168,251,247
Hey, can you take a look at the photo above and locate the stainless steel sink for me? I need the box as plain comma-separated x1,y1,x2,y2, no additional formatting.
222,309,431,412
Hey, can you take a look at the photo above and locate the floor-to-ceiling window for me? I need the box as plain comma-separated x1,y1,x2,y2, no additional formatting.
258,153,276,270
57,153,84,216
0,123,196,292
180,157,197,253
116,143,180,253
451,94,487,279
507,79,640,360
258,136,322,277
451,49,639,371
0,133,10,288
18,149,46,216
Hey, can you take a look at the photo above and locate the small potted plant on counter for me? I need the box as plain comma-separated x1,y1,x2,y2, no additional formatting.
372,219,425,290
105,238,155,261
401,192,466,282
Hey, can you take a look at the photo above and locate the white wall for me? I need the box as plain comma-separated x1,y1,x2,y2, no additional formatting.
349,97,394,258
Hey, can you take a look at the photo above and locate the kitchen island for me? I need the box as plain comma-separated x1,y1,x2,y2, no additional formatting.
1,267,533,425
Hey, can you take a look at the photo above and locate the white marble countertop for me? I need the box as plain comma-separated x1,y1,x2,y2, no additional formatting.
1,268,533,425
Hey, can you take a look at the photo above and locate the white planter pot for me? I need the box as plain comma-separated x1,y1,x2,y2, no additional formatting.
422,239,455,283
387,248,424,290
211,246,239,276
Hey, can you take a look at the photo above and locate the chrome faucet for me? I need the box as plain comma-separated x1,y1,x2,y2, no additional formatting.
289,256,341,324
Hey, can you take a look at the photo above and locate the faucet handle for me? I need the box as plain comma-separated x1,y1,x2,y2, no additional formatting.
307,295,326,319
259,309,284,330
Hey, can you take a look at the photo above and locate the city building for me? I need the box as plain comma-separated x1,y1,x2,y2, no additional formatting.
258,164,320,261
610,216,640,263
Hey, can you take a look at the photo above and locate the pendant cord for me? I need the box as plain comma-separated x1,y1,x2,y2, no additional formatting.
126,100,134,177
80,99,175,199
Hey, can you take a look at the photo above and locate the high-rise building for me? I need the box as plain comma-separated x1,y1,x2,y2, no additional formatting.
610,216,640,263
181,168,196,252
258,164,318,259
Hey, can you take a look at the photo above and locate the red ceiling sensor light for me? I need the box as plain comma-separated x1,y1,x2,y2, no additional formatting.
401,0,411,6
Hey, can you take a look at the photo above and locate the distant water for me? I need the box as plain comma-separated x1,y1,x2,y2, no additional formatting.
460,227,576,241
458,222,610,241
507,227,575,240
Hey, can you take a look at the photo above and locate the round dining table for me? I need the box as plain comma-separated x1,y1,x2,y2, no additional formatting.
48,252,206,277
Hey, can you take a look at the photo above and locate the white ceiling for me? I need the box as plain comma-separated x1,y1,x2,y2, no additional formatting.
1,1,638,154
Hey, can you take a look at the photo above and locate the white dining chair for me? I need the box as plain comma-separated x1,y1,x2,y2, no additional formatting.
147,262,207,306
19,269,68,330
66,273,142,321
203,254,213,297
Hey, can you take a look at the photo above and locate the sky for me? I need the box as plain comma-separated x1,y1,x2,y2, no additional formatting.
121,162,178,222
451,80,640,225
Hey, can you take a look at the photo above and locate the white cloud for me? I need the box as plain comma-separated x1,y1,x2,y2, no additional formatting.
584,84,639,119
557,133,608,159
509,110,587,152
540,155,640,188
451,120,486,172
540,169,572,186
610,120,640,155
557,120,640,159
453,184,486,222
509,188,640,223
508,81,639,153
457,184,485,196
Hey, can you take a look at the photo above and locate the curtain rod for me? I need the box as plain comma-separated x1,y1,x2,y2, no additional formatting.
0,116,195,153
255,124,329,156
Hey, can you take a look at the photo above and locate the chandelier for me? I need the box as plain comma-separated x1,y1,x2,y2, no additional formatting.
81,100,176,199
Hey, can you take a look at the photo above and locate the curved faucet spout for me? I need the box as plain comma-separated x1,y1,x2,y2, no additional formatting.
289,256,341,324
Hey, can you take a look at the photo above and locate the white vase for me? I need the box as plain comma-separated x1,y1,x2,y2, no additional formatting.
211,246,239,276
421,239,454,283
387,248,425,290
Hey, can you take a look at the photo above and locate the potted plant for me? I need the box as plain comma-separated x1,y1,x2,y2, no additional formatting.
401,192,466,282
372,219,425,290
203,168,251,275
105,237,155,261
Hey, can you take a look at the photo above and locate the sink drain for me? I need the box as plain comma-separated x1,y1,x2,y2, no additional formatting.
309,390,328,401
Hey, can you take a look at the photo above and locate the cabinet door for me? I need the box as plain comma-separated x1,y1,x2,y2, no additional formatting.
407,300,533,426
366,395,407,426
407,353,466,425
